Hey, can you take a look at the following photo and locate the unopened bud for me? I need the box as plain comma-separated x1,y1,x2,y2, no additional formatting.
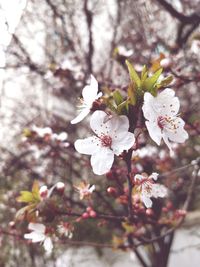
39,185,48,199
146,208,154,216
107,187,117,196
160,58,172,69
89,210,97,218
166,201,173,210
9,221,15,228
56,182,65,194
86,206,93,213
82,212,89,219
162,207,168,213
106,171,114,180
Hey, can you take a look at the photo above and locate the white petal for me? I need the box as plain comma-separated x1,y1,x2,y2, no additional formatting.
152,184,168,198
90,111,130,137
71,108,90,124
91,148,114,175
24,232,45,243
142,92,157,120
162,133,173,153
142,195,152,208
164,118,188,143
82,75,98,104
155,89,180,116
89,185,95,192
28,223,45,234
134,174,144,181
43,237,53,254
112,132,135,155
145,121,162,145
149,172,159,181
74,136,101,155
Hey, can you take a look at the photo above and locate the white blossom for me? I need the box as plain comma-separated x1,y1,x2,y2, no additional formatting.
75,110,135,175
134,172,167,208
74,181,95,200
71,75,102,124
142,89,188,154
24,223,53,254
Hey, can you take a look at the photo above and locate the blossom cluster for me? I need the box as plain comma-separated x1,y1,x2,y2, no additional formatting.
20,63,189,255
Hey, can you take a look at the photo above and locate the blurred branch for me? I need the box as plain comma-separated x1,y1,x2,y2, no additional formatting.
84,0,94,74
155,0,200,48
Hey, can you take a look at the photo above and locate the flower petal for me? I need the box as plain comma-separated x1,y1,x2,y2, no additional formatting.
43,237,53,254
28,223,45,233
90,111,130,137
149,172,159,181
152,184,168,198
112,132,135,155
91,148,114,175
74,136,101,155
24,232,45,243
145,121,162,145
71,108,90,124
82,75,98,104
163,118,188,143
134,174,144,181
141,195,152,208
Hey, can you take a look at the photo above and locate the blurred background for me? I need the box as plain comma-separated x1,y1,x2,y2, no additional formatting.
0,0,199,266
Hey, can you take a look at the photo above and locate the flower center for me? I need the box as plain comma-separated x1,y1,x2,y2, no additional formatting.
157,115,180,133
100,134,112,147
157,116,166,129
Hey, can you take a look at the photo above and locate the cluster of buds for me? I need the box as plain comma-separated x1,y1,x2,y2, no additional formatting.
82,206,97,219
39,182,65,200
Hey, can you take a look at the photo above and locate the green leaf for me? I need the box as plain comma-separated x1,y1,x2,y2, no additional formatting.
17,191,34,203
141,65,147,81
143,68,163,92
156,75,173,89
126,60,141,88
117,100,129,114
113,90,124,106
127,83,136,105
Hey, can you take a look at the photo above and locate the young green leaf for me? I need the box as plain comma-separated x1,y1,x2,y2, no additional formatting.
113,90,124,106
126,60,141,88
143,68,163,92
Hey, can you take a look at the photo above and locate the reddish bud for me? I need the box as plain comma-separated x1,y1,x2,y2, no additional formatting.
162,207,168,213
82,212,89,219
9,221,15,228
39,185,48,199
86,206,93,213
89,210,97,218
166,201,173,210
56,182,65,194
106,171,114,180
176,209,187,217
146,209,154,216
107,187,117,196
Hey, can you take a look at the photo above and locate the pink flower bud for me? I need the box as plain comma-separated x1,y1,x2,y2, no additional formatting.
82,212,89,219
86,206,93,213
107,187,117,196
146,209,154,216
162,207,168,213
89,210,97,218
166,201,173,210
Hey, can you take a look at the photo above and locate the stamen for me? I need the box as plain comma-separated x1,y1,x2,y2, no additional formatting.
100,134,112,147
